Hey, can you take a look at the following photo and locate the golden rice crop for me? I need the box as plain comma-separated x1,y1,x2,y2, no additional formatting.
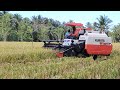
0,42,120,79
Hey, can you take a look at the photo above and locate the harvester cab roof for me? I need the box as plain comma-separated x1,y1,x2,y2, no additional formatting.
65,22,83,27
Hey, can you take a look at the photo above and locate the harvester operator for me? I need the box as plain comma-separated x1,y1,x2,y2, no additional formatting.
65,26,83,39
65,29,71,39
69,26,81,39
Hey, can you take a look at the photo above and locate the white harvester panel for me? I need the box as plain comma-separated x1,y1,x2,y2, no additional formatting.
86,33,112,45
84,33,112,55
62,39,79,46
63,39,72,46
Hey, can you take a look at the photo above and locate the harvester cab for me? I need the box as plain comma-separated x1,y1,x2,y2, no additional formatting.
55,22,112,60
62,22,91,47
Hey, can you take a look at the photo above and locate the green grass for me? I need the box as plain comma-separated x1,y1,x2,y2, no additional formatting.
0,42,120,79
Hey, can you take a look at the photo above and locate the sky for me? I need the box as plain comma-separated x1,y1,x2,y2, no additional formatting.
10,11,120,29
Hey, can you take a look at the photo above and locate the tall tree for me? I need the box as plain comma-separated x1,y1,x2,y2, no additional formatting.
31,16,39,31
38,15,42,24
10,14,23,41
112,24,120,42
0,11,9,16
0,12,13,41
95,15,112,33
11,14,22,31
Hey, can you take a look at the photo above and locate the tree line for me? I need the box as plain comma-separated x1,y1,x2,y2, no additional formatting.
0,11,66,42
0,11,120,42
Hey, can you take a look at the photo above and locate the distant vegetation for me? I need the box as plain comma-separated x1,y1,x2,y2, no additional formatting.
0,11,120,42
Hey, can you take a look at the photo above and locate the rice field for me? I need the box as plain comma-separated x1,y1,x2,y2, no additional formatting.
0,42,120,79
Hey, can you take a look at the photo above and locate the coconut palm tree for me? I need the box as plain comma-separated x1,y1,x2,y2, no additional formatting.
11,14,22,31
95,15,112,33
0,11,9,16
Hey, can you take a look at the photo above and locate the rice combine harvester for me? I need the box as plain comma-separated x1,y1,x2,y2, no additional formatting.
43,22,112,60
